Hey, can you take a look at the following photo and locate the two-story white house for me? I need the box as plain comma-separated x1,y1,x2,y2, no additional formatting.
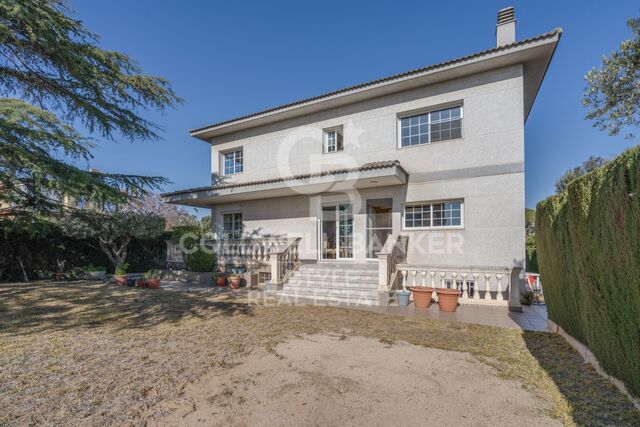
163,8,561,310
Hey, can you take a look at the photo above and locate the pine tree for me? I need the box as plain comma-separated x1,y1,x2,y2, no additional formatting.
0,0,181,216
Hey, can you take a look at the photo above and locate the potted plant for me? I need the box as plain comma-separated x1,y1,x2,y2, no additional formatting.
65,267,84,281
54,259,66,281
85,264,107,280
410,286,434,309
147,269,161,289
136,275,149,288
214,273,227,287
436,287,462,312
114,262,128,286
228,273,241,289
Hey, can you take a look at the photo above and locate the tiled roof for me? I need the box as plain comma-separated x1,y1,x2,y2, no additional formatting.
161,161,405,198
190,29,562,135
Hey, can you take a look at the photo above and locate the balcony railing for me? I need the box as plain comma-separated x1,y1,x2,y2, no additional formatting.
167,237,301,287
204,238,290,265
396,264,522,307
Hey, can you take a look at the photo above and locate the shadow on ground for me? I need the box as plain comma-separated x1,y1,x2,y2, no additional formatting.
523,332,639,426
0,280,253,336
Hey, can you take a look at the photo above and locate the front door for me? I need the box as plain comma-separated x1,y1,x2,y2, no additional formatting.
321,203,353,260
366,198,393,259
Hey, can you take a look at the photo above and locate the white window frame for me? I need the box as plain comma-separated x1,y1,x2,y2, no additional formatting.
401,199,464,230
323,126,343,153
221,211,243,239
221,148,243,175
397,104,463,149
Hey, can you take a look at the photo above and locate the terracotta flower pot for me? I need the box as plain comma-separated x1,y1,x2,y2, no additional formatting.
215,276,227,286
54,272,65,281
136,278,148,288
114,275,128,286
436,288,462,312
410,287,434,309
148,278,160,289
229,275,241,289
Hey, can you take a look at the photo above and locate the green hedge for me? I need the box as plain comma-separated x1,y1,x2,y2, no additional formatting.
537,146,640,397
0,223,168,281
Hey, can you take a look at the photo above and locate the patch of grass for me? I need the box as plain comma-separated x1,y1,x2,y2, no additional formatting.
0,281,638,426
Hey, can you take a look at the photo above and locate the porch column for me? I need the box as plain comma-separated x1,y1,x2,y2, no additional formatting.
377,252,390,306
270,253,283,290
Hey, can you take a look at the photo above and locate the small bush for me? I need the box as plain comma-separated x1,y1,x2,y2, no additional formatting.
186,249,215,272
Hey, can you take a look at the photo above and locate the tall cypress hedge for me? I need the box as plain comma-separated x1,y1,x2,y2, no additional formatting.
537,146,640,397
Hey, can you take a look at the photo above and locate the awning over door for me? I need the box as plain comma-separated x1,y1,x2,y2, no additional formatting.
162,161,408,207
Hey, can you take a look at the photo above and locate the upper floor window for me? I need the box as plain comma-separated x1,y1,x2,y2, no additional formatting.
399,105,462,147
324,127,343,153
403,200,463,229
223,149,243,175
222,212,243,239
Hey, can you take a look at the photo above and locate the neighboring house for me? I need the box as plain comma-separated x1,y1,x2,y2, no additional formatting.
163,8,561,310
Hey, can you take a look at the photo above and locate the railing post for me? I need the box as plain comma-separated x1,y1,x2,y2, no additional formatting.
270,251,283,289
377,253,389,292
508,267,522,312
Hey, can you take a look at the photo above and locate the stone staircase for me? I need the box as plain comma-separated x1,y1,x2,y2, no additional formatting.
278,262,380,305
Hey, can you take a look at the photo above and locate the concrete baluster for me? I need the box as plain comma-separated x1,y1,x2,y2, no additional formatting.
460,272,468,299
484,273,492,300
496,273,504,301
472,273,480,300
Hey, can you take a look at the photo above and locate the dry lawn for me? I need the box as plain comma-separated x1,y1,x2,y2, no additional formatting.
0,281,638,426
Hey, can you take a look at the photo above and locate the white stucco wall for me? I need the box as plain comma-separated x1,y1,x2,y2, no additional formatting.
208,64,526,269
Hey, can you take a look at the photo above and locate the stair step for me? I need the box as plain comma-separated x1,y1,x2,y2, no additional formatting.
278,289,379,305
292,271,378,280
287,278,377,289
300,262,377,270
286,281,377,291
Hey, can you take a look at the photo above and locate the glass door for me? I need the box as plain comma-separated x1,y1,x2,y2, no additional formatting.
321,203,353,260
338,203,353,259
366,198,392,259
321,206,337,260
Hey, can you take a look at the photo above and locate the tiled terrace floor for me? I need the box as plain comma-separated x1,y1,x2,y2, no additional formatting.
160,280,549,332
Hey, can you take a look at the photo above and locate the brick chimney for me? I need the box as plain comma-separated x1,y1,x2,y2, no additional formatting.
496,7,516,46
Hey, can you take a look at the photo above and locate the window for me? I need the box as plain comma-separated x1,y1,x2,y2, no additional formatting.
399,105,462,147
403,200,463,229
323,127,343,153
222,212,243,239
223,149,243,175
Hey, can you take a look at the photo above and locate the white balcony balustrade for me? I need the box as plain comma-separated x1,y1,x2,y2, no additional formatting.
395,264,522,308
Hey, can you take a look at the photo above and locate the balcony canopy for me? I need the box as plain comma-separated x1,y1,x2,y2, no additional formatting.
162,161,408,207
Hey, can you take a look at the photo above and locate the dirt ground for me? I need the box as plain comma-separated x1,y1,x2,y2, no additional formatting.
1,281,638,426
159,334,559,426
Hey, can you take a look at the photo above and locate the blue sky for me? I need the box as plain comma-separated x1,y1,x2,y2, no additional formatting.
74,0,639,211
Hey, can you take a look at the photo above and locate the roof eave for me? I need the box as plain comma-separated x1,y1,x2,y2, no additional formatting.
190,29,562,142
